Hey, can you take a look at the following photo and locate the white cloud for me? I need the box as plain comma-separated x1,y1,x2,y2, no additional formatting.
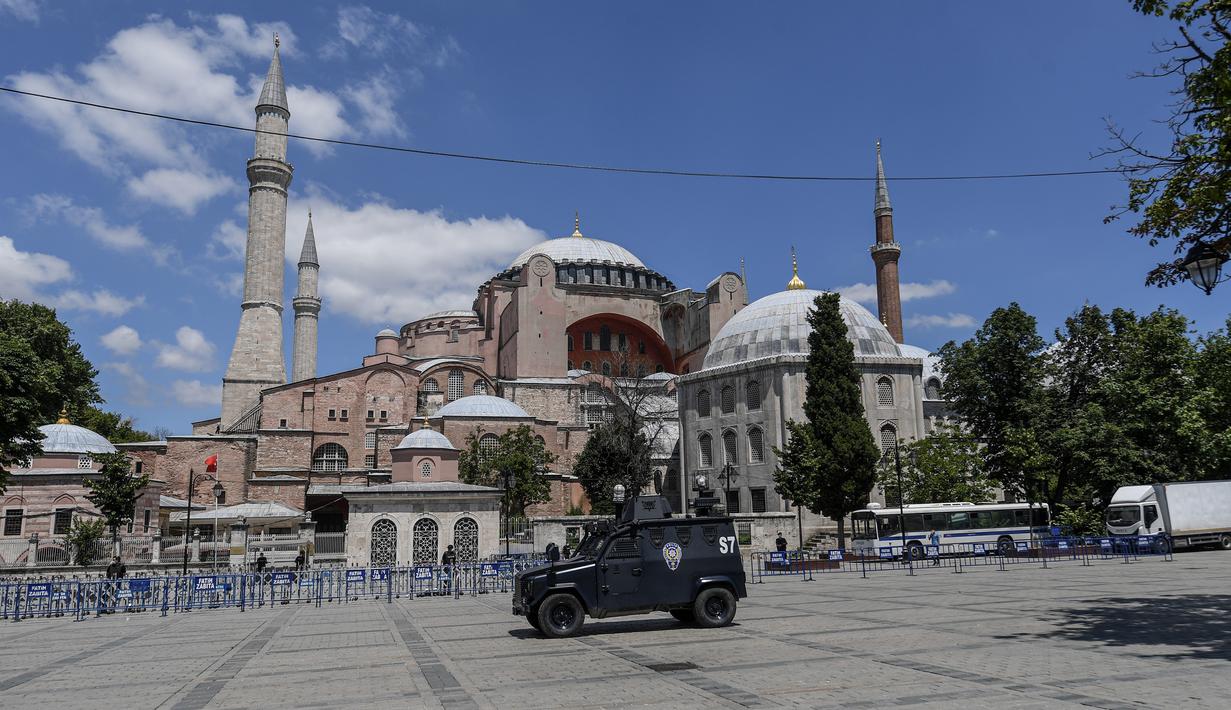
0,0,39,23
0,235,72,301
345,74,405,137
906,313,977,329
336,5,424,54
207,219,246,261
103,361,151,406
283,195,546,324
154,326,215,372
55,289,143,316
126,168,237,214
29,194,170,263
836,279,957,305
100,325,142,355
170,379,222,407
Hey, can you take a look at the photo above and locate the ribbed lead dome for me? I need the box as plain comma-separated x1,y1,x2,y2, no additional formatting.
429,395,531,419
394,429,457,450
702,289,901,369
36,423,117,455
509,237,645,270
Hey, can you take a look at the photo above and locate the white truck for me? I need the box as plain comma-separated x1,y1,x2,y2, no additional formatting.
1105,481,1231,552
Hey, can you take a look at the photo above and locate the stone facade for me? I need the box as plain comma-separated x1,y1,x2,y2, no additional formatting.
340,484,502,565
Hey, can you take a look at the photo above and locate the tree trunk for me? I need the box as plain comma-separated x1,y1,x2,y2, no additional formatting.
836,516,846,550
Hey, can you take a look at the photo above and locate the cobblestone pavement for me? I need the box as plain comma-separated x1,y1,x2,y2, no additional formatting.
2,552,1229,709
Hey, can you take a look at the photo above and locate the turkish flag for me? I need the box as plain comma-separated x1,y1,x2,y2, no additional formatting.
205,455,218,473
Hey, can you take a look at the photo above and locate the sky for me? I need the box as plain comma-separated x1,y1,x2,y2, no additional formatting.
0,1,1224,434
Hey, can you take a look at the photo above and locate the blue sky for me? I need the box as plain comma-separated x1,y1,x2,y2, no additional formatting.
0,2,1223,433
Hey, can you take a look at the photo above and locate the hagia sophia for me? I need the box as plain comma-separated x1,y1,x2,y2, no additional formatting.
7,41,952,565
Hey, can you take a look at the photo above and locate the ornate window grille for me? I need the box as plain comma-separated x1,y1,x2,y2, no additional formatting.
77,455,92,469
697,390,711,417
723,430,738,465
412,518,439,565
479,434,499,459
879,423,898,458
721,385,735,414
925,378,941,400
877,377,894,407
748,427,765,464
746,381,761,411
420,460,433,478
472,380,487,396
422,378,439,393
364,431,376,449
312,443,348,472
699,433,713,468
447,370,464,401
453,517,479,562
370,519,397,567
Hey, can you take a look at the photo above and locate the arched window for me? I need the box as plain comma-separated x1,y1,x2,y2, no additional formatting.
619,363,630,377
877,376,894,407
472,380,488,396
746,381,761,411
453,517,479,562
925,378,941,400
447,369,464,401
567,334,574,351
698,433,713,468
601,362,612,376
879,423,898,458
479,434,499,459
77,455,92,469
412,518,439,565
748,427,765,464
370,519,397,567
420,460,433,479
422,378,439,393
723,430,738,465
697,389,711,417
581,360,592,371
599,325,611,351
720,385,735,414
312,443,348,472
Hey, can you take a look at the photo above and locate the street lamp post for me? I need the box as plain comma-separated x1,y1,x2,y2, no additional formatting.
719,462,739,513
501,469,513,557
1181,241,1229,295
182,467,195,575
894,442,908,560
211,481,224,571
613,484,626,520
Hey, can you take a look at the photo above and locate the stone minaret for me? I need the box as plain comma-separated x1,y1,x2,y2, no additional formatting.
221,36,294,428
870,141,904,343
291,211,320,382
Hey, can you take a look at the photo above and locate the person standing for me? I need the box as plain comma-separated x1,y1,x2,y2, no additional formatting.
440,545,457,595
775,532,788,552
927,529,941,565
106,556,126,579
294,549,305,570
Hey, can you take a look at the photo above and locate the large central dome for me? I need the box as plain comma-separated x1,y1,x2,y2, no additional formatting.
703,289,901,369
509,236,645,270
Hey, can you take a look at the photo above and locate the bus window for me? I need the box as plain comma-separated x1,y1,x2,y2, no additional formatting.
1013,509,1030,526
948,512,970,530
878,514,900,537
1031,507,1049,526
905,514,927,533
970,512,995,529
921,513,946,530
990,510,1014,528
852,513,878,540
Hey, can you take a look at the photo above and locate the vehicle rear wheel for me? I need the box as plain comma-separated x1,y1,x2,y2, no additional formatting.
1219,534,1231,551
670,609,695,624
997,536,1014,556
536,593,584,638
693,587,737,628
905,542,925,562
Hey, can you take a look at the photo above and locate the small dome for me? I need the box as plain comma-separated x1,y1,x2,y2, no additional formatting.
510,237,645,270
376,328,398,338
394,429,457,450
429,395,531,419
703,289,900,369
37,423,117,455
418,309,478,321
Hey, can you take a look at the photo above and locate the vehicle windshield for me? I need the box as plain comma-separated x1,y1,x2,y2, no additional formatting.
852,513,878,540
571,521,613,559
1106,506,1141,527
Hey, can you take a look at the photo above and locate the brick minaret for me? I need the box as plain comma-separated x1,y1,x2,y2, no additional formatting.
870,141,904,343
221,36,294,427
291,211,320,383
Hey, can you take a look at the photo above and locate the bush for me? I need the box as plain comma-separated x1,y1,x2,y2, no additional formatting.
1054,504,1103,537
65,518,107,566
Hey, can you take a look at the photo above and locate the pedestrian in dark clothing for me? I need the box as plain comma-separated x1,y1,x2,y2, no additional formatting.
545,542,559,562
105,556,126,579
440,545,457,595
441,545,457,566
256,553,268,572
775,532,788,552
294,550,305,570
562,545,572,559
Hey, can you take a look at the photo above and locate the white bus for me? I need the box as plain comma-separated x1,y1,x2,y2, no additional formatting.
851,502,1051,559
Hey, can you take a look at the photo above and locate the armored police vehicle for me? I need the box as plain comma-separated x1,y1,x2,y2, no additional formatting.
512,495,747,638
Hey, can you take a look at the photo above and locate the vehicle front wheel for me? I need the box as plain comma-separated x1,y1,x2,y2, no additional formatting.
693,587,737,628
670,608,695,624
1154,537,1171,555
997,536,1014,556
905,543,925,562
537,593,584,638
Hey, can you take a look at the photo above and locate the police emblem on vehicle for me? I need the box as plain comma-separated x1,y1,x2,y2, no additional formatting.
662,542,683,571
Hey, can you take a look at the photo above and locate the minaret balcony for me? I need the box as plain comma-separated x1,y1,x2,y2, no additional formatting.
869,241,902,255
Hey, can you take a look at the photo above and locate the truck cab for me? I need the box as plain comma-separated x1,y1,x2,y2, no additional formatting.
1105,485,1166,537
512,495,747,638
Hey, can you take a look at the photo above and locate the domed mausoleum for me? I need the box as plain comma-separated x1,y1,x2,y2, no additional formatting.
677,258,929,535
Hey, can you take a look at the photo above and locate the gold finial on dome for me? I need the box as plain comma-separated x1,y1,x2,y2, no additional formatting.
572,211,583,238
56,408,70,425
786,247,806,290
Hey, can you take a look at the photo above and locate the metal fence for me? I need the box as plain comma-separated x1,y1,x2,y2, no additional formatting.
748,534,1175,583
0,556,548,622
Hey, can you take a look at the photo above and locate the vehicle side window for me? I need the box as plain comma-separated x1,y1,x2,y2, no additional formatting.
948,512,970,530
1014,509,1030,526
1143,505,1159,527
604,535,641,560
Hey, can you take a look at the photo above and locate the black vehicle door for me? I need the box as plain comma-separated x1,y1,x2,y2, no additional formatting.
600,531,643,601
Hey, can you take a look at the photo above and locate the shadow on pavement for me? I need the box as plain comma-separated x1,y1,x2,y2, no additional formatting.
508,616,703,639
1022,594,1231,661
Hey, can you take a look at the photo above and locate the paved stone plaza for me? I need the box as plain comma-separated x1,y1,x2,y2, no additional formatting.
1,552,1228,709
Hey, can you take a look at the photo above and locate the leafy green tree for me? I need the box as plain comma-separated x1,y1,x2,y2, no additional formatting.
0,300,100,490
75,407,155,444
877,425,994,507
772,293,880,548
1107,1,1231,287
936,303,1046,500
574,412,653,515
84,452,150,550
457,425,554,515
65,518,107,567
1054,504,1105,537
1196,317,1231,479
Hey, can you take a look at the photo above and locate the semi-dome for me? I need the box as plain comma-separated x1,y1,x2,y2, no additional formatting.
417,309,477,322
394,428,457,450
702,289,901,370
429,395,531,419
37,423,117,455
510,236,645,270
